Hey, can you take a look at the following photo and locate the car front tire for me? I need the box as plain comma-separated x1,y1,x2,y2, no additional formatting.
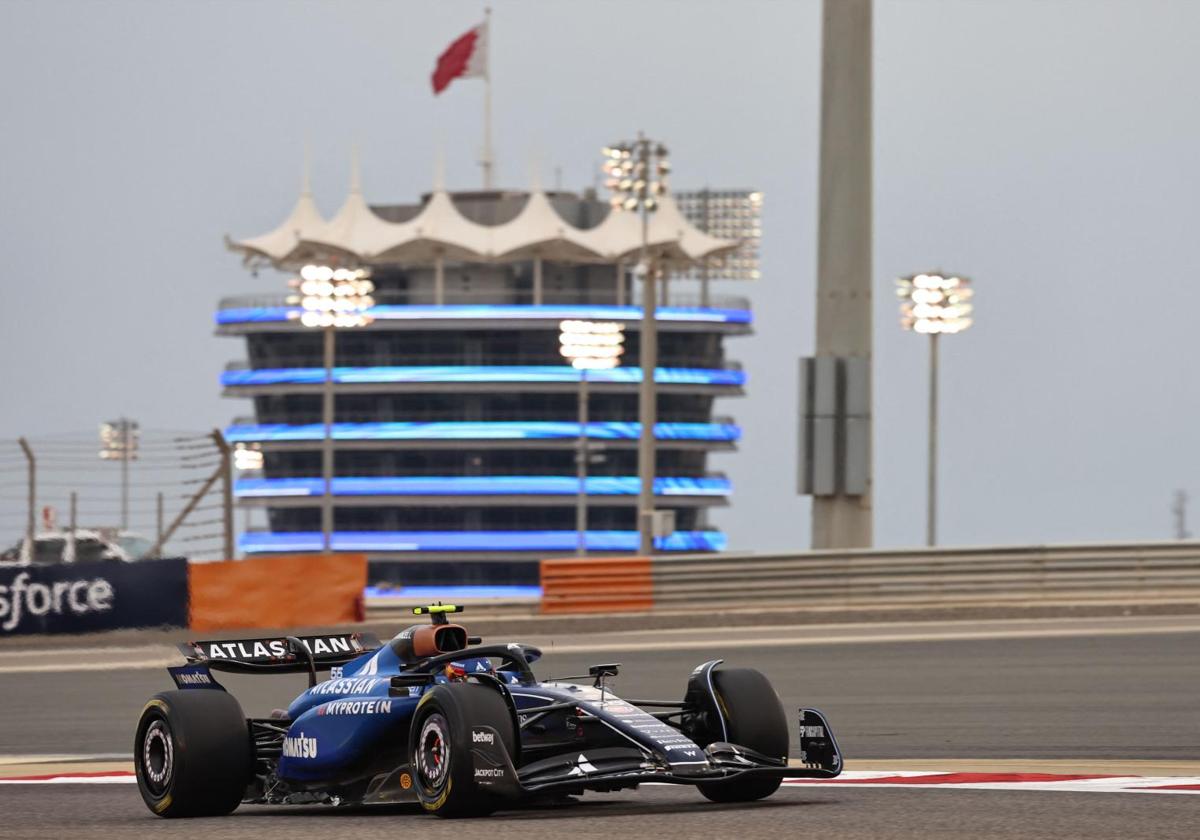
409,683,516,818
696,667,788,803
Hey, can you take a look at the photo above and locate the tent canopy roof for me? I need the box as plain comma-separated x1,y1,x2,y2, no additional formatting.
228,182,740,269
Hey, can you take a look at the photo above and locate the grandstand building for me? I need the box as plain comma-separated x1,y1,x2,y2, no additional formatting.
220,171,756,577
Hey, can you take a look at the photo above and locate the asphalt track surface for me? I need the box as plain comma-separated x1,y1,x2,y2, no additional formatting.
1,615,1198,838
4,784,1199,840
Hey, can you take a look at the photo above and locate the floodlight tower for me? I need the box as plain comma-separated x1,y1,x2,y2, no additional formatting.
559,320,626,555
603,134,670,554
896,272,974,546
288,265,375,553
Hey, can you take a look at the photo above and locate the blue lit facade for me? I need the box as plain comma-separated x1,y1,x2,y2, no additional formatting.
234,475,732,499
221,365,746,388
216,303,751,326
219,189,750,568
225,421,740,444
239,530,727,554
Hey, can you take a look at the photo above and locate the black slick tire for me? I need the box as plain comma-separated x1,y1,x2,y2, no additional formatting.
697,667,788,803
133,690,252,818
409,683,516,818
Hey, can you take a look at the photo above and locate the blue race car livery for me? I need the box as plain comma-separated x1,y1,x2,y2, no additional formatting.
134,604,842,818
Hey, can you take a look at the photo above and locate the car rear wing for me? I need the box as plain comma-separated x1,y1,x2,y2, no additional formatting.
176,632,382,676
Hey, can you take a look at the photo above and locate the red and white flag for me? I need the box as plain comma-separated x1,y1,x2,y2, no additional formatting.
431,19,488,95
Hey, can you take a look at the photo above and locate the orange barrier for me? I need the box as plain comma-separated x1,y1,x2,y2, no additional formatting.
540,556,653,614
189,553,367,631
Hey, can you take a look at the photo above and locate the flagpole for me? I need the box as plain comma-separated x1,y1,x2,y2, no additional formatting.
482,6,494,189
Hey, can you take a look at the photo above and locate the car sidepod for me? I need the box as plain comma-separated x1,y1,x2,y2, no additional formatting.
277,680,419,782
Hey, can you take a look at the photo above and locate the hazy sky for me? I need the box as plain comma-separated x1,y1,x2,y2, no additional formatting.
2,0,1199,551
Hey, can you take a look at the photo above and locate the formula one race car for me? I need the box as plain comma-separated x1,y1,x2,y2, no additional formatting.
134,604,841,818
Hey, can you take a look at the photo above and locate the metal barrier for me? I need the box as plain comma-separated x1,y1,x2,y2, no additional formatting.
365,590,543,622
540,541,1200,614
540,557,653,614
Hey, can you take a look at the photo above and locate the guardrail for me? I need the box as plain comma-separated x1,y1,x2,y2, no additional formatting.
540,541,1200,614
366,590,542,621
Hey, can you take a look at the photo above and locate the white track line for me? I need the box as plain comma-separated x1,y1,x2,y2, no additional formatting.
0,774,135,785
780,770,1200,795
0,656,180,674
0,754,128,766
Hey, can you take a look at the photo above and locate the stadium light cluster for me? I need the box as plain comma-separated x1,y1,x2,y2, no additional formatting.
558,320,625,370
288,264,375,329
98,418,139,461
674,189,763,281
896,273,974,335
232,443,264,472
603,139,670,213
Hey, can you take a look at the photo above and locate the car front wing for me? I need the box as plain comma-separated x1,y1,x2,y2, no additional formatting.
467,708,842,798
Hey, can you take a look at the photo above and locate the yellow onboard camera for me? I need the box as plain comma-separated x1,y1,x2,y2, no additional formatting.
412,603,464,625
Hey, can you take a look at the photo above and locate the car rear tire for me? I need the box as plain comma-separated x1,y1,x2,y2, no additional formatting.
696,667,788,803
134,690,252,818
409,683,516,818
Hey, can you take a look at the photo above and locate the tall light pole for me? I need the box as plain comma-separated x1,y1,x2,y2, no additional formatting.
896,272,974,546
559,320,626,555
291,264,375,553
604,135,669,554
99,418,139,530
